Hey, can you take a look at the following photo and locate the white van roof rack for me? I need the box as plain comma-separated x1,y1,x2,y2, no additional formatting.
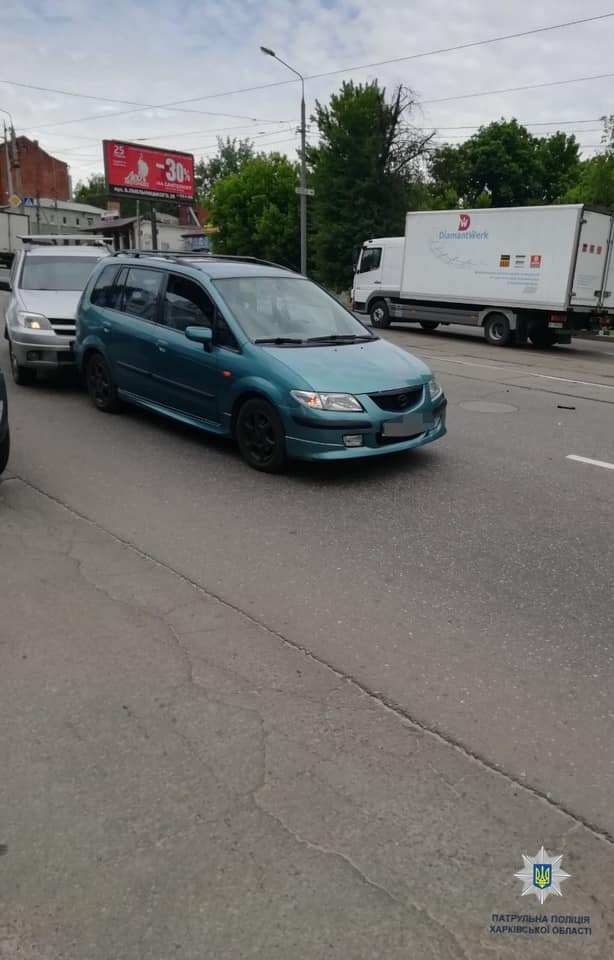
19,235,112,247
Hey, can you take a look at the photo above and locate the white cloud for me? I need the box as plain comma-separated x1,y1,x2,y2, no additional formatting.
0,0,610,187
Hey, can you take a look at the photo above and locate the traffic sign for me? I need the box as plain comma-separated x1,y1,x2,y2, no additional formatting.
295,187,315,197
8,194,20,207
21,196,36,207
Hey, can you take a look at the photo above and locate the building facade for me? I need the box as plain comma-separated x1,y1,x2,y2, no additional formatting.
1,136,69,205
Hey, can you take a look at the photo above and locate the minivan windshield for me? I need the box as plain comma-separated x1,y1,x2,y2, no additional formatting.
20,256,102,291
213,276,374,344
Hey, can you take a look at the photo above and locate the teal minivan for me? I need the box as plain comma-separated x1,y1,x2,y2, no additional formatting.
75,254,447,471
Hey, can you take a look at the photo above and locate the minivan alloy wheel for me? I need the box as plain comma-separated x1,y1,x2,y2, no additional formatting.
236,398,286,472
86,353,120,412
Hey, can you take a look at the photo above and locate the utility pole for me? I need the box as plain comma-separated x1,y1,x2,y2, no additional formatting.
299,89,307,276
2,120,13,201
150,202,158,250
10,123,22,198
136,199,141,250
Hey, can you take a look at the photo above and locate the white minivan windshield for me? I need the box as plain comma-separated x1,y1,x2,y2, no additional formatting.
20,256,101,291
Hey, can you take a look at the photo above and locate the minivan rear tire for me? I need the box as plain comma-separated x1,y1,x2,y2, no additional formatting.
236,397,286,473
86,353,120,413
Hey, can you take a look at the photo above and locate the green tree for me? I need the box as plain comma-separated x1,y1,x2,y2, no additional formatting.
309,81,432,290
74,174,110,210
428,120,580,208
535,132,581,204
561,153,614,208
194,137,254,202
208,153,300,268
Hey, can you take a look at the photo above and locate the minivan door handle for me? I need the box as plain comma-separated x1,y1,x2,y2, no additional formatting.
156,339,167,353
102,323,111,334
373,280,381,284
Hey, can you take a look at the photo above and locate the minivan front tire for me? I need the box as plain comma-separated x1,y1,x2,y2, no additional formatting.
86,353,120,413
236,397,286,473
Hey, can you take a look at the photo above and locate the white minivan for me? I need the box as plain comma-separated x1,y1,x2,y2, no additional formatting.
1,236,109,384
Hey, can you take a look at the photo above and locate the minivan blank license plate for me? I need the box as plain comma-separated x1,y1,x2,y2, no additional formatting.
382,412,433,438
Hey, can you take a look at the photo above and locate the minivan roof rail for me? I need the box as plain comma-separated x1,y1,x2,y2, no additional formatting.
109,250,293,271
19,235,112,247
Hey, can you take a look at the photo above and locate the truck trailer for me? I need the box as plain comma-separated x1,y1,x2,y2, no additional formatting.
0,210,31,269
352,205,613,347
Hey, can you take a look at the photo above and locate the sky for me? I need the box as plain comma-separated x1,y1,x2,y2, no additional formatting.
0,0,612,190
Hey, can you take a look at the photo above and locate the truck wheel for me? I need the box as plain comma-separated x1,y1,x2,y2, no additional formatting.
484,313,512,347
370,300,391,329
529,327,557,349
8,339,36,385
420,321,440,332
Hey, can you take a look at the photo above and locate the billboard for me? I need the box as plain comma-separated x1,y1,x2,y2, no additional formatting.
103,140,195,203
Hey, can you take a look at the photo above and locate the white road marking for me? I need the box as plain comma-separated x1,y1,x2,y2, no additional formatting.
417,354,614,390
534,373,614,390
566,455,614,471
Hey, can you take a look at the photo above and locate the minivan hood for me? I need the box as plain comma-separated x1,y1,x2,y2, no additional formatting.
263,337,432,393
18,290,81,319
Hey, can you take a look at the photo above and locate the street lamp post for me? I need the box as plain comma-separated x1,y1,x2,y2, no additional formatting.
260,46,307,275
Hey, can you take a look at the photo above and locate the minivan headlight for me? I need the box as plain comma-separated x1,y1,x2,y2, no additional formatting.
428,378,443,401
16,311,52,331
291,390,364,412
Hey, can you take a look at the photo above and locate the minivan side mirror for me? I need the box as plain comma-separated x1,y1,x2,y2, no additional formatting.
185,325,213,350
0,279,11,292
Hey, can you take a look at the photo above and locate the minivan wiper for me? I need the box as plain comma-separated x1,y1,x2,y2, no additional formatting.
254,336,305,345
305,334,375,343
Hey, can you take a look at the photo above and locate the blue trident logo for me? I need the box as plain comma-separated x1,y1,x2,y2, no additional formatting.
533,864,552,889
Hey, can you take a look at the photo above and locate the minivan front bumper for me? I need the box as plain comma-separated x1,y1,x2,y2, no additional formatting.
9,331,75,369
282,393,447,461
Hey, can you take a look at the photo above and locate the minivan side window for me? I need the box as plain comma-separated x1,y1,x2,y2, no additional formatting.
120,268,164,322
359,247,382,273
90,265,121,308
162,274,214,332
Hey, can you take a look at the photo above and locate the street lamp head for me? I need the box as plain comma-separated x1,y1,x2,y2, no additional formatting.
260,46,276,57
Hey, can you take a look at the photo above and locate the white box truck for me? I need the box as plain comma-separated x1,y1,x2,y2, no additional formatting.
352,205,613,347
0,210,30,268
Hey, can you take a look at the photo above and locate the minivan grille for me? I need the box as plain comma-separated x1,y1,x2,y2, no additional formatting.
48,318,76,335
369,386,423,412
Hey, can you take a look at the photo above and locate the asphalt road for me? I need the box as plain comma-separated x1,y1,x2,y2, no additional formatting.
1,292,613,957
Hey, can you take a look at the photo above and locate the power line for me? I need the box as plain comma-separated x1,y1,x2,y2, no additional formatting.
15,13,614,133
419,118,603,131
146,13,614,109
420,73,614,105
0,76,292,127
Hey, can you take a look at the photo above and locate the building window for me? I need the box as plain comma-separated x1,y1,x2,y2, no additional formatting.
62,216,67,224
76,218,80,225
87,217,93,226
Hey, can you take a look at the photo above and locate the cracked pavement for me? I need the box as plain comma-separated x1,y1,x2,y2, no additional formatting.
1,477,613,959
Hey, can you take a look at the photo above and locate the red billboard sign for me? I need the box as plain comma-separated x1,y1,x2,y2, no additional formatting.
103,140,195,203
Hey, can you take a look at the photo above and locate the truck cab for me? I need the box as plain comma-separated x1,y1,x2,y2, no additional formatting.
352,237,403,322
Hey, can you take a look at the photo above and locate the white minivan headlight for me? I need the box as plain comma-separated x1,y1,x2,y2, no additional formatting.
16,311,52,331
291,390,364,412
